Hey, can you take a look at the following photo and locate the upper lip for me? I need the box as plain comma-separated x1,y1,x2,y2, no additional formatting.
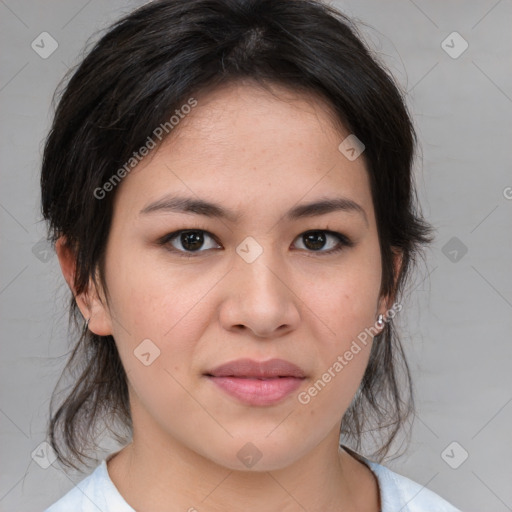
205,358,306,379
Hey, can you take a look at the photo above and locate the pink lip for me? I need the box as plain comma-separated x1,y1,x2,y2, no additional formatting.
205,358,306,406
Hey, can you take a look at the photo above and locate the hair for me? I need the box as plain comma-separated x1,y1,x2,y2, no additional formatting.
41,0,434,471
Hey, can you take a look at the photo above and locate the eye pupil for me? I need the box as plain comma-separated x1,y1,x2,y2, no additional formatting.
181,231,204,251
303,231,326,251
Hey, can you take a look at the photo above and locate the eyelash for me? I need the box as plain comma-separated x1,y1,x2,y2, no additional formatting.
157,228,354,258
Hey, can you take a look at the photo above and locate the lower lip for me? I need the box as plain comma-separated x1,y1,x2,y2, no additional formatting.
207,376,304,406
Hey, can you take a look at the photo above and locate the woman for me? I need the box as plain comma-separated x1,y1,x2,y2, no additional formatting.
42,0,460,510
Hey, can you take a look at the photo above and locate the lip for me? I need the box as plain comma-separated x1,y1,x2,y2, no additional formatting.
205,358,306,406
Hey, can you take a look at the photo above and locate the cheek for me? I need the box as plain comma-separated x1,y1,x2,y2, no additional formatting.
297,317,374,425
105,245,218,340
299,254,381,401
103,252,215,408
307,265,381,344
112,299,210,433
122,357,213,447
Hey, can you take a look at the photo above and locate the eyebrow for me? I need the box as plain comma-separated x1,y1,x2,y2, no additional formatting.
139,194,368,226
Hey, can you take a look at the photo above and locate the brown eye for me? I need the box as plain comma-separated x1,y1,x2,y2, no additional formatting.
293,230,353,254
162,230,221,255
180,231,205,251
303,231,327,250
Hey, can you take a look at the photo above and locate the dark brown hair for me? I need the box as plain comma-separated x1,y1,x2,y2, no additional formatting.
41,0,434,471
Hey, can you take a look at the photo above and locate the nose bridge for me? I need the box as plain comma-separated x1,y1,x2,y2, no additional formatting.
234,234,287,301
220,234,300,336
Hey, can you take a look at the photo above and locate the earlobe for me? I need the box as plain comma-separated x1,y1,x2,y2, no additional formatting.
387,247,404,310
55,236,113,336
85,284,114,336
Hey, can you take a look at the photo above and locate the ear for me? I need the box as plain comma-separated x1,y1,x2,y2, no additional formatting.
55,236,113,336
377,247,404,316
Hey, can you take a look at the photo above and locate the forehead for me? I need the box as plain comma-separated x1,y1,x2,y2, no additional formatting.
112,81,374,224
168,81,347,162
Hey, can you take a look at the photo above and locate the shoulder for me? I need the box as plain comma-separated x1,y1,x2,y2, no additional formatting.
342,446,461,512
365,459,461,512
44,460,135,512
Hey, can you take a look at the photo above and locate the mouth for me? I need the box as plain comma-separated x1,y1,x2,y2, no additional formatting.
204,358,306,406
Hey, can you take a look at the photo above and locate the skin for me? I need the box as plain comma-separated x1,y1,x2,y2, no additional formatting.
57,80,402,511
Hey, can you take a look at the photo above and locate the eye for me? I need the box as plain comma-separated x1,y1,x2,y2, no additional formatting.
158,228,353,258
293,230,353,254
160,230,221,256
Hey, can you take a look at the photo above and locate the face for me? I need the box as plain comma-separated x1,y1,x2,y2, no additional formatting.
80,81,394,471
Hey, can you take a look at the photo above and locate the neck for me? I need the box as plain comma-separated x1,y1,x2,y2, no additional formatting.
108,423,379,512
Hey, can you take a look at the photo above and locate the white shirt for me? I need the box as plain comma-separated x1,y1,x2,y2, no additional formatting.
45,449,461,512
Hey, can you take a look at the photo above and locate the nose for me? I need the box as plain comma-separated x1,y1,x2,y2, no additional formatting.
218,246,301,339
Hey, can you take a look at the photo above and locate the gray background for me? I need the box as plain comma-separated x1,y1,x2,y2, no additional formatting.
1,0,511,510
